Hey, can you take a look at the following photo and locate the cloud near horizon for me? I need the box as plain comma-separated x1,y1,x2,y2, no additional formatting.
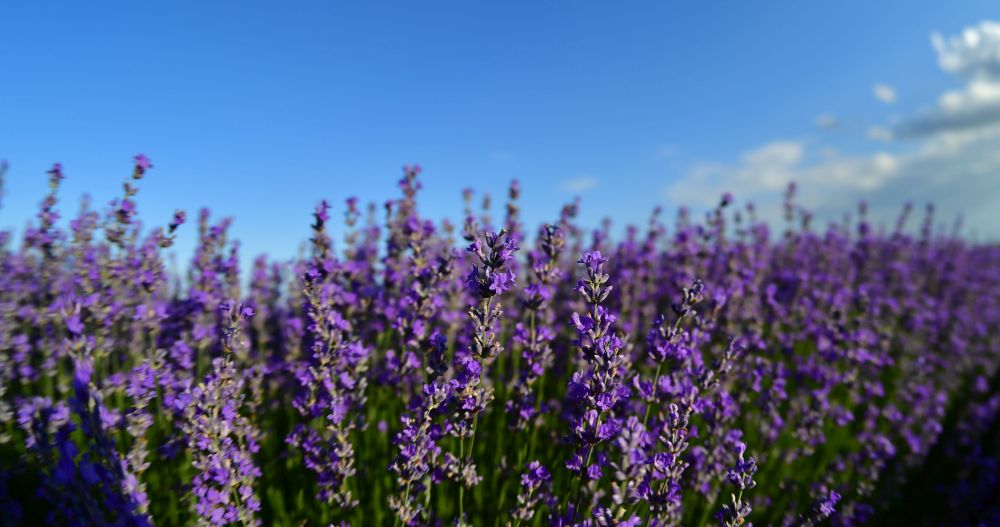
665,20,1000,239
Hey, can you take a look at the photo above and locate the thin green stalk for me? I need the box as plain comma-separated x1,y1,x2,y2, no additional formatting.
642,363,663,427
570,444,597,518
459,435,466,522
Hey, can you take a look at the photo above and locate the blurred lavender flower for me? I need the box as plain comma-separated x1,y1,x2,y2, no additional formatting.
507,224,565,432
18,356,152,527
512,460,552,524
716,442,757,527
287,200,370,510
388,381,450,525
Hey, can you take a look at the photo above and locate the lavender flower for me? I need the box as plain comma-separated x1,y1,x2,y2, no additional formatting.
181,302,261,526
562,250,631,518
388,381,450,525
287,200,370,511
512,460,552,524
507,224,565,432
716,442,757,527
0,154,997,527
18,356,152,527
449,228,519,521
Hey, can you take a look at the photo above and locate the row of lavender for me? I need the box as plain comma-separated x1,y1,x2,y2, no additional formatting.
1,157,999,526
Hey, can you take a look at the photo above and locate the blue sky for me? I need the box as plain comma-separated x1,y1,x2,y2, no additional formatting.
2,1,999,263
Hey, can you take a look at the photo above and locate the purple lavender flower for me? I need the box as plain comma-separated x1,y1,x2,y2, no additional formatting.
0,152,998,527
288,269,369,508
287,202,372,511
133,153,152,177
182,303,261,526
465,229,520,299
513,460,553,524
447,228,519,522
715,442,757,527
18,357,153,527
561,250,632,519
388,381,450,525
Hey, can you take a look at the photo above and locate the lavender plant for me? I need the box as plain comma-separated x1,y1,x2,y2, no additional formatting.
0,158,998,527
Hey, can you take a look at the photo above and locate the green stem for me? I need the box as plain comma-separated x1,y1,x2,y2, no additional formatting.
570,445,596,518
642,363,663,428
459,435,466,522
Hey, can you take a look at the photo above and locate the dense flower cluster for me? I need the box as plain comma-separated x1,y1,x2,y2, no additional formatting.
1,157,999,526
180,301,262,526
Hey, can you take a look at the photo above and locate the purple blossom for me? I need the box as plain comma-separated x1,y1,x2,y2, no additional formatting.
134,153,152,171
0,151,997,527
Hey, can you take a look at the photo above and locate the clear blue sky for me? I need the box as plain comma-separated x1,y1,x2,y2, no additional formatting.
2,1,999,263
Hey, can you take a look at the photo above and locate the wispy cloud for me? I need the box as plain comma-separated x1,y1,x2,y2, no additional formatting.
873,83,897,103
815,113,839,129
868,126,894,142
562,176,599,193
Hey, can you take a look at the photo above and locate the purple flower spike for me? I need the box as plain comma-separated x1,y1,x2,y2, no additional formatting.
513,461,552,522
134,154,152,171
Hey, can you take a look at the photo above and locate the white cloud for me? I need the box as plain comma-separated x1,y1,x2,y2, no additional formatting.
897,80,1000,136
562,176,598,193
666,140,899,207
873,83,897,103
742,141,804,167
666,125,1000,236
868,126,894,142
898,21,1000,136
932,21,1000,81
815,113,839,129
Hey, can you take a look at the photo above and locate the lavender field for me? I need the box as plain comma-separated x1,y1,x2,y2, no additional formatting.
0,157,998,527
